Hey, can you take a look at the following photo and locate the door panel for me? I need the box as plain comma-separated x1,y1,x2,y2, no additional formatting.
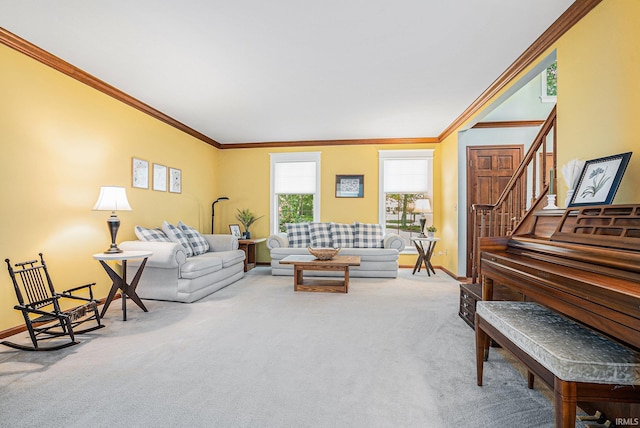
466,146,523,277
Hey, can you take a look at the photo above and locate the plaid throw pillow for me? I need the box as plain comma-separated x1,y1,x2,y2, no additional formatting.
308,222,333,247
162,221,194,257
135,226,171,242
331,223,354,248
285,223,310,248
178,221,210,256
353,222,384,248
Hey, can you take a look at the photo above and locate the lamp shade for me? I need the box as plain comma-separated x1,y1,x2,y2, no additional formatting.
413,199,432,214
93,186,132,211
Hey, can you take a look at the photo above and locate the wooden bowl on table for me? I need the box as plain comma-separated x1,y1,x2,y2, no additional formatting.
307,247,341,260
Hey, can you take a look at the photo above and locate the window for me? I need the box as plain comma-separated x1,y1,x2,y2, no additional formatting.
379,150,434,248
270,152,320,233
540,61,557,103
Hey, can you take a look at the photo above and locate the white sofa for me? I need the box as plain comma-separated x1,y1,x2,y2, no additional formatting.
119,234,245,303
267,222,405,278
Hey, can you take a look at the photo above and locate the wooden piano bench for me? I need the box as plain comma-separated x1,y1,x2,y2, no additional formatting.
475,301,640,428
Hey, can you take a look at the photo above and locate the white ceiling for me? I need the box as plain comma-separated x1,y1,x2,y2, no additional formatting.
0,1,574,144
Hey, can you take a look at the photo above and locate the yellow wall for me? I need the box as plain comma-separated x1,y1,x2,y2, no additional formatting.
438,131,459,274
555,0,640,201
0,44,219,330
217,144,440,265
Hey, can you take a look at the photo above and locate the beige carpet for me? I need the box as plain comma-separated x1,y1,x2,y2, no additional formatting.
0,267,582,427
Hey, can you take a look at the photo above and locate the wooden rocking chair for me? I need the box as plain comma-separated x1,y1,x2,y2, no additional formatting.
3,253,105,351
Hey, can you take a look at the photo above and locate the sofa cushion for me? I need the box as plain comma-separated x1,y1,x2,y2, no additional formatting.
178,221,210,256
162,221,194,257
135,226,171,242
179,253,223,279
353,222,384,248
308,222,333,247
331,223,354,248
212,250,246,268
285,223,310,248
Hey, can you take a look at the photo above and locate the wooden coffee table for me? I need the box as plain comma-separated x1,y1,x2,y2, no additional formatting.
279,255,361,293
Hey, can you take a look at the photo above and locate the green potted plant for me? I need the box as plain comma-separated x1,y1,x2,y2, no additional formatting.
426,225,437,238
236,208,263,239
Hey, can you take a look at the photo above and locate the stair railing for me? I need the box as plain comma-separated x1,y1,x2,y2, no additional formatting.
470,106,557,283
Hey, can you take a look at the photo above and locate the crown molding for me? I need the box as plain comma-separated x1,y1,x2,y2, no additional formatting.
0,26,222,149
438,0,602,141
220,137,439,149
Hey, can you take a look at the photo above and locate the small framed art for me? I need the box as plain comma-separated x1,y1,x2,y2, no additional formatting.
229,224,242,238
132,157,149,189
335,175,364,198
568,152,632,207
153,163,167,191
169,167,182,193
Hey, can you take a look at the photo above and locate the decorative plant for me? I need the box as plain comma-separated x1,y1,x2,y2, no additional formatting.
236,208,263,233
426,226,437,233
560,158,585,190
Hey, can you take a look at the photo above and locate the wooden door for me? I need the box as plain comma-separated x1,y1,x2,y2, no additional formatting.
466,146,523,277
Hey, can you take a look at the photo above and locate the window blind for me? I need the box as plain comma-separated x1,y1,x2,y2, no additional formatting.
274,161,316,194
383,159,429,193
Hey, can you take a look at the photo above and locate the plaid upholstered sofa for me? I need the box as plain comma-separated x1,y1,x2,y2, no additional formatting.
267,222,405,278
118,221,245,302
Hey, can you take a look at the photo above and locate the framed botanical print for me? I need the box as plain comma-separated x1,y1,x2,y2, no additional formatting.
169,168,182,193
132,157,149,189
568,152,632,207
153,163,167,192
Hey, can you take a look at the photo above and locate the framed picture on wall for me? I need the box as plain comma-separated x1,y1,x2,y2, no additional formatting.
335,175,364,198
153,163,167,191
169,167,182,193
132,157,149,189
568,152,632,207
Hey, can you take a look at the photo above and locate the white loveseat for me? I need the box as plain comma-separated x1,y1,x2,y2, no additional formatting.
119,222,245,303
267,222,405,278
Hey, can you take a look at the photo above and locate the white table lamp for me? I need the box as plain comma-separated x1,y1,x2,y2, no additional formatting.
413,199,432,237
93,186,132,253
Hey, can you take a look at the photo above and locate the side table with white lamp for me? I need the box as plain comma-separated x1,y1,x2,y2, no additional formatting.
92,185,151,321
93,251,152,321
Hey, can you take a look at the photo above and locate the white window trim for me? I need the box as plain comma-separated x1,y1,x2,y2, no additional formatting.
540,63,557,103
269,152,321,234
379,149,434,253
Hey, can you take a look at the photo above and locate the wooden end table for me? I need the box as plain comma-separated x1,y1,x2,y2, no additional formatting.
279,255,361,293
411,237,439,276
93,250,152,321
238,238,266,272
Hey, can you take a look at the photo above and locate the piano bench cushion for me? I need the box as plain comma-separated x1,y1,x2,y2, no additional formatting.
476,301,640,385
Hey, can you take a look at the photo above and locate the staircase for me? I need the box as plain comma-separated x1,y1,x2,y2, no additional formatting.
470,106,557,283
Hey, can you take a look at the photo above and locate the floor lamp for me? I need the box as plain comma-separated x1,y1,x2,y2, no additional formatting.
211,197,229,233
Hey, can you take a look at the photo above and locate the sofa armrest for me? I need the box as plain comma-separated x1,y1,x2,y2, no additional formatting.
119,241,188,268
204,234,239,252
267,233,288,249
383,233,406,252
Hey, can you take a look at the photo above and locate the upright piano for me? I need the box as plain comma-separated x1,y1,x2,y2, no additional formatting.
479,204,640,421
